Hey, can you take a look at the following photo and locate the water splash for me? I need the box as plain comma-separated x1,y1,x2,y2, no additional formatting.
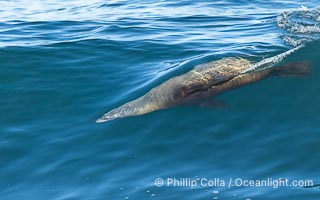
242,44,304,73
277,7,320,46
243,7,320,73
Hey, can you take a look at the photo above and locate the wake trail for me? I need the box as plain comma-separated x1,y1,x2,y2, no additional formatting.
242,44,304,74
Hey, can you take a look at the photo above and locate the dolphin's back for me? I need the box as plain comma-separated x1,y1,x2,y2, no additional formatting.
193,57,251,83
177,58,252,95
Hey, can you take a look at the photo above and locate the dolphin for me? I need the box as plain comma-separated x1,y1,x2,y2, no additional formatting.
97,52,311,123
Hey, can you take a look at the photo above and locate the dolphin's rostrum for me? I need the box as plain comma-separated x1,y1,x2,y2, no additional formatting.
97,56,311,123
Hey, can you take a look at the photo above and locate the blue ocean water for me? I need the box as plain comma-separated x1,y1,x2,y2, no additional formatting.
1,0,320,200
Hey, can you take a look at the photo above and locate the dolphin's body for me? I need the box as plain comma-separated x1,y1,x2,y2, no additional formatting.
97,57,310,123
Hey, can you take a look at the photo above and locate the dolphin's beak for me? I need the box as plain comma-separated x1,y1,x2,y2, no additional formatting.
96,114,115,123
96,93,164,123
96,78,178,123
96,118,103,123
96,105,130,123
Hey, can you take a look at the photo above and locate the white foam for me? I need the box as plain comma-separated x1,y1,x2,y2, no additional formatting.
300,5,308,12
277,8,320,46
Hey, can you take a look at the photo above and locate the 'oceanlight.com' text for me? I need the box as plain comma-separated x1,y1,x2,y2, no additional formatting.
154,177,314,189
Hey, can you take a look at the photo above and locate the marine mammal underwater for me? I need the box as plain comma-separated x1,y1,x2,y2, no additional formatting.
96,48,311,123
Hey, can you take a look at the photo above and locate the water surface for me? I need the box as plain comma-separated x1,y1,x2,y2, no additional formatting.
1,1,320,200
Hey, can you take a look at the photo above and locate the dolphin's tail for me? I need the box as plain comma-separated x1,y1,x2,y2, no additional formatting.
273,61,312,77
